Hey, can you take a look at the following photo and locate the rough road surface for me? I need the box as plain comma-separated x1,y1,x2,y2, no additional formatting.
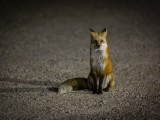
0,1,160,120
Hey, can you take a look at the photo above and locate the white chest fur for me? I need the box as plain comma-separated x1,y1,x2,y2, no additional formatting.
90,43,108,74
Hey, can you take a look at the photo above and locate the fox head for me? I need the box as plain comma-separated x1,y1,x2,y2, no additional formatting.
90,28,108,51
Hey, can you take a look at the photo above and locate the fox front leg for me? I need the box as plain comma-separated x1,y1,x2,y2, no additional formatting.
92,73,98,94
98,75,103,94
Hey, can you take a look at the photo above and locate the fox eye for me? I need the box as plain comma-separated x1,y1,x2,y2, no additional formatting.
92,40,97,44
100,40,104,43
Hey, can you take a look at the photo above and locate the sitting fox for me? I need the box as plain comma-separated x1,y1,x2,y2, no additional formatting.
58,28,115,94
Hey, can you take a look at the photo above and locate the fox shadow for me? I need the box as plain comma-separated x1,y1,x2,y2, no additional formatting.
0,78,60,93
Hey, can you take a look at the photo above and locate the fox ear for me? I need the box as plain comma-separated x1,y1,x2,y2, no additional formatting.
90,28,95,32
101,28,106,32
101,28,107,37
90,28,96,37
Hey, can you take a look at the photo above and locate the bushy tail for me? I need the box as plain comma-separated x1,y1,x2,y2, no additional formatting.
58,78,89,94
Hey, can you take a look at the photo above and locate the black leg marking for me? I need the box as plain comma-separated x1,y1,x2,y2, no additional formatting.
98,75,103,94
92,74,97,94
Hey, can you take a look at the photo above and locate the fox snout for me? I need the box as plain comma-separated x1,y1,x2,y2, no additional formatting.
93,41,101,48
96,44,100,48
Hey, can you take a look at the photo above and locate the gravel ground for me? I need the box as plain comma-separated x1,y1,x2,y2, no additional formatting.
0,1,160,120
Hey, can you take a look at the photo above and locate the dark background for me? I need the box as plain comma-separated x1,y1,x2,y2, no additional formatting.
0,0,160,119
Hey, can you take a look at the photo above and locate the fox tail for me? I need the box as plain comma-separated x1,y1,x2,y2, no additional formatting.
58,78,89,94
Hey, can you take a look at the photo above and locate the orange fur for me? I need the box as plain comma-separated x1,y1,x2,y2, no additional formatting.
103,48,112,75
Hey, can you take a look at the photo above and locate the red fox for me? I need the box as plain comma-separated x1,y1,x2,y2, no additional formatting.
58,28,115,94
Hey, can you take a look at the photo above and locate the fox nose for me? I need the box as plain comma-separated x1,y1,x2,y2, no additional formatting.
97,44,100,47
